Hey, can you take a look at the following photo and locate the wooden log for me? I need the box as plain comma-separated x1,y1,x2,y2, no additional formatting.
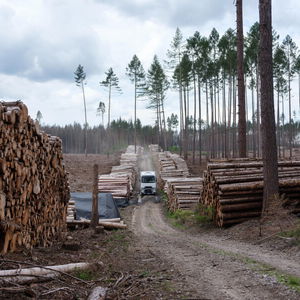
67,220,127,229
0,262,91,284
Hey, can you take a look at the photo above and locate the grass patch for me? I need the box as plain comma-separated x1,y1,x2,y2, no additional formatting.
279,224,300,243
166,205,213,229
73,268,97,281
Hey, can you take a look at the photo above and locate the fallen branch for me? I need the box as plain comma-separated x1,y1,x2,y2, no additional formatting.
0,261,92,284
67,220,127,229
40,287,73,296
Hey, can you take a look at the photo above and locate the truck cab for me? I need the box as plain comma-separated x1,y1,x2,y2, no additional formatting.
140,171,156,195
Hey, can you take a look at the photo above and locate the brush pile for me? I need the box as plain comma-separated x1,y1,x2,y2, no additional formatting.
202,159,300,227
0,101,70,254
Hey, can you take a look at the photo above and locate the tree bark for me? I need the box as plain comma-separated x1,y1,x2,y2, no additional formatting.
90,164,99,228
81,81,88,157
259,0,279,210
236,1,247,158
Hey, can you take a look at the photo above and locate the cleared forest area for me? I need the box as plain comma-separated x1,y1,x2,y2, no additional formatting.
1,0,300,299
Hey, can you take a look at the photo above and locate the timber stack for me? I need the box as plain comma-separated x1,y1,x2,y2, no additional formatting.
164,177,203,211
98,145,142,199
202,159,300,227
157,151,189,183
149,145,202,212
0,101,70,254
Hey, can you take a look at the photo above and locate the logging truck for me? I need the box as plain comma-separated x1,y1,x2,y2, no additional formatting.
140,171,157,195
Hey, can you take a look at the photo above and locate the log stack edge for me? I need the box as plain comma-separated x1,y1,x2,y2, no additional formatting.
0,101,70,254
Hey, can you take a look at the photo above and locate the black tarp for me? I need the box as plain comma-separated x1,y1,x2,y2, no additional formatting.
71,192,120,220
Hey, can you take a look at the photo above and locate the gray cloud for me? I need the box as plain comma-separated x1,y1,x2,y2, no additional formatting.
0,2,105,82
97,0,229,28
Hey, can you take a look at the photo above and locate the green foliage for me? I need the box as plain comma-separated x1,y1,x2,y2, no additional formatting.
126,54,147,97
74,64,86,86
74,268,96,281
100,67,122,92
168,145,180,153
166,206,213,228
147,55,169,110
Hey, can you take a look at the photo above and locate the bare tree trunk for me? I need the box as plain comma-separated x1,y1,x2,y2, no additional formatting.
161,95,167,150
277,86,281,157
223,72,227,158
198,79,202,163
228,74,232,157
282,94,285,157
206,81,209,158
183,87,188,160
251,84,256,157
256,69,261,157
134,76,137,153
91,164,99,228
232,76,237,157
179,89,183,156
210,83,215,158
288,71,292,158
259,0,279,209
81,81,88,157
236,0,247,158
193,70,197,163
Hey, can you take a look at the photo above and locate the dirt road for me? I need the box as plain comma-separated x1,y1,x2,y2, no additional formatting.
131,151,300,299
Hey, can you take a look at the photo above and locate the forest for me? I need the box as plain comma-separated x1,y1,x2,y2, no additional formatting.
42,22,300,160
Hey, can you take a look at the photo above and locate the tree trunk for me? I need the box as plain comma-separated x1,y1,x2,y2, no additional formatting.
134,75,137,153
277,86,281,157
81,82,88,157
198,79,202,163
251,84,256,157
91,164,99,228
288,68,292,158
193,68,197,163
259,0,279,210
232,76,237,157
236,0,247,158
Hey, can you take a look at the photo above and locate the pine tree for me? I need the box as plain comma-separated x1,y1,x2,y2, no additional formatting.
100,67,122,128
147,55,169,149
74,64,88,157
166,28,185,155
126,55,146,153
282,35,298,157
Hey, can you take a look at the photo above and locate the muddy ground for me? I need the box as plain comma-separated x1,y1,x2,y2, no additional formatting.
1,151,300,299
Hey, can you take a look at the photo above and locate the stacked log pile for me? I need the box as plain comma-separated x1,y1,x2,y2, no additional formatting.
98,145,142,199
149,147,202,212
164,177,203,211
0,101,70,254
149,144,161,152
202,159,300,227
158,152,189,182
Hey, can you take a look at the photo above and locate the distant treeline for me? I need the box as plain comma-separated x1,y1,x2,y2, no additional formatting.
41,117,300,156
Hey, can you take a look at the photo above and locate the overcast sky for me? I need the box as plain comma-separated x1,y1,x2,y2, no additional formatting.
1,0,300,127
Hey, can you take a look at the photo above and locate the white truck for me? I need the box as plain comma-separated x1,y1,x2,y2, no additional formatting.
140,171,157,195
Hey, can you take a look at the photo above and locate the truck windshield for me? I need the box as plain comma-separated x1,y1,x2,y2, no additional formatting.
142,176,155,183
